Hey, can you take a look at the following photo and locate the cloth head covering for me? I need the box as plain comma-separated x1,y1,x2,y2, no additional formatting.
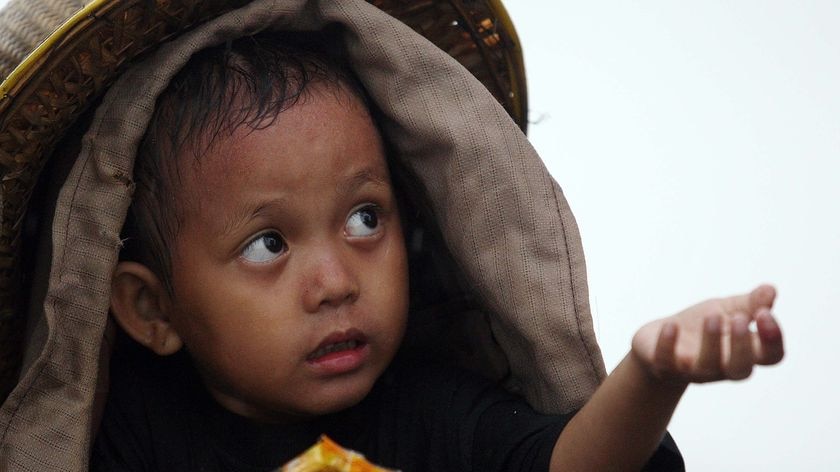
0,0,605,469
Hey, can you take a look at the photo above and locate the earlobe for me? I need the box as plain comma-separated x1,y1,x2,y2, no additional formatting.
110,261,183,356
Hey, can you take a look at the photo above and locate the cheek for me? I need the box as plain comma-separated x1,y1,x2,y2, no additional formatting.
182,306,304,392
169,277,298,364
380,235,410,321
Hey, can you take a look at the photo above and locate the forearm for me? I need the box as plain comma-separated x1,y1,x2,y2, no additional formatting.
549,353,687,472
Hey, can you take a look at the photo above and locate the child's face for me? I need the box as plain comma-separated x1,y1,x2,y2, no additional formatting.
164,85,409,422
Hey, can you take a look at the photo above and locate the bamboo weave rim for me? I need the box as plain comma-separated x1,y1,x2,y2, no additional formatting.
0,0,527,402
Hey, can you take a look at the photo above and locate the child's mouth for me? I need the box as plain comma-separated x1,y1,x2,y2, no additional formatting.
306,329,370,374
307,339,364,361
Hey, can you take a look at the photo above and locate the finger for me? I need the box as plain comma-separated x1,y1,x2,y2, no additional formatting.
695,315,723,379
653,322,679,375
726,314,754,380
721,284,776,318
753,308,784,365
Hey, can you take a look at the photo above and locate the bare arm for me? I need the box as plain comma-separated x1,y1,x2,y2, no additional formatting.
550,285,785,471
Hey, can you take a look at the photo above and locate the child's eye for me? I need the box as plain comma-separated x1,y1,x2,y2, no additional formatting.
241,232,287,263
345,205,382,237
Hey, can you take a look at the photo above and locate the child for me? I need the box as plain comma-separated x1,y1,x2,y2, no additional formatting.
92,30,783,471
0,1,784,470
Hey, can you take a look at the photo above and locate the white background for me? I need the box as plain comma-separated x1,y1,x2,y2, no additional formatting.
1,0,837,470
504,1,839,470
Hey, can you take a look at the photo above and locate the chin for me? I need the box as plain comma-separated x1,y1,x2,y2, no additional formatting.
309,372,379,415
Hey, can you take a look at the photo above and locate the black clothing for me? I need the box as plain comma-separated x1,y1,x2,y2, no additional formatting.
91,347,683,471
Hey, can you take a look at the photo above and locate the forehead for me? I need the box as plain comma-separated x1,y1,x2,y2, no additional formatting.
176,84,389,217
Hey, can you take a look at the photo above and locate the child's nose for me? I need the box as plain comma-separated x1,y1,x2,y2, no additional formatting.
301,246,360,313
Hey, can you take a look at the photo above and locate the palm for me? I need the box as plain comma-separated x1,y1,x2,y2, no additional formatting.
631,285,784,383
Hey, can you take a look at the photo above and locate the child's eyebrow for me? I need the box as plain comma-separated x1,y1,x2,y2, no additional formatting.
218,167,390,238
218,197,289,238
339,168,390,198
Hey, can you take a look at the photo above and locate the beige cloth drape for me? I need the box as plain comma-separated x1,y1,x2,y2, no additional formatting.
0,0,605,469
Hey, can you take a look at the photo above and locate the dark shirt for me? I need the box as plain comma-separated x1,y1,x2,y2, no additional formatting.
91,346,683,471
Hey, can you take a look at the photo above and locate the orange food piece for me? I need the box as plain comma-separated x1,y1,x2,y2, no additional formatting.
279,435,398,472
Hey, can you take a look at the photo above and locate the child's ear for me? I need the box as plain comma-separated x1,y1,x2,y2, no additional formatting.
110,261,183,356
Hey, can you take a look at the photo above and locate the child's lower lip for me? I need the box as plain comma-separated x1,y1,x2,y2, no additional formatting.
306,343,369,375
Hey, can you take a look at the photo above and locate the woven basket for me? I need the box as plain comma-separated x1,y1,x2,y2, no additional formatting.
0,0,526,402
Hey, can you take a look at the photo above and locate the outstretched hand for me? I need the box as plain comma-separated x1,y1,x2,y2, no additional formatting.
631,285,785,384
